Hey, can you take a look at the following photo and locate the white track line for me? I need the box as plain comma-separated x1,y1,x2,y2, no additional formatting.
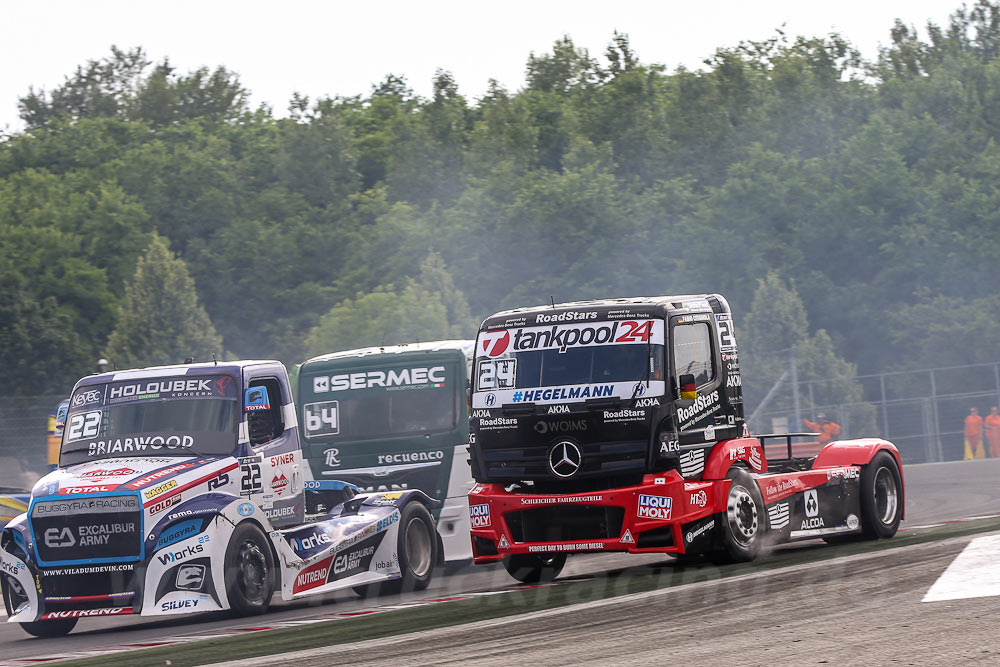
923,534,1000,602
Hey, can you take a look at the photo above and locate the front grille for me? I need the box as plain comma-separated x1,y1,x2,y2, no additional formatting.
30,495,142,564
482,439,648,482
506,505,624,543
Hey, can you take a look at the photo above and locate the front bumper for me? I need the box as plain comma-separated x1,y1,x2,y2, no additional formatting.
468,471,731,562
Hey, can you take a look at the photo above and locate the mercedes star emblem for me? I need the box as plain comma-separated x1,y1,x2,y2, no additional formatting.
548,441,582,478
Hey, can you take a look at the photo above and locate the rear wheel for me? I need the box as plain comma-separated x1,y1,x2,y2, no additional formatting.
355,502,438,597
713,466,765,563
502,553,567,583
20,617,77,638
224,522,275,616
860,451,902,539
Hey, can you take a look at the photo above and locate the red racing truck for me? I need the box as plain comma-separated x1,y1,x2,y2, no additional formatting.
467,295,904,582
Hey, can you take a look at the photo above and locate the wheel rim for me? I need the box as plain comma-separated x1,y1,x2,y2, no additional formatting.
873,467,898,525
404,516,432,578
727,484,759,546
236,540,269,602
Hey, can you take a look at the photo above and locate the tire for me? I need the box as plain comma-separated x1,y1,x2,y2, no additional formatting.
860,451,903,539
224,522,275,616
714,466,765,563
20,617,77,638
502,553,567,583
356,502,438,597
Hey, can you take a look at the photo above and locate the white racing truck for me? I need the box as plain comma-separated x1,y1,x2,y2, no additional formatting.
0,361,440,637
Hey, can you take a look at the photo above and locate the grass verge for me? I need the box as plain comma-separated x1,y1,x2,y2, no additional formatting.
54,517,1000,667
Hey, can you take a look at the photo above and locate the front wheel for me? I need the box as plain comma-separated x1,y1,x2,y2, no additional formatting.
224,522,275,616
502,553,567,583
20,617,77,638
713,466,765,563
860,451,903,539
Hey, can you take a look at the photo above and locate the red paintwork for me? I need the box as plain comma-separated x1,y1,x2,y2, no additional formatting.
469,436,905,562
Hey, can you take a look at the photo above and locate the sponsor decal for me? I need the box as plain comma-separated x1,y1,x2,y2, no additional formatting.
324,448,341,467
470,485,484,495
637,494,672,520
270,453,295,467
109,378,213,402
686,519,715,544
155,519,202,550
316,366,447,393
527,542,603,552
764,478,803,499
44,522,137,548
376,450,444,464
677,391,720,427
175,564,206,590
161,598,203,611
313,376,329,393
290,530,332,553
1,559,24,575
726,374,742,388
805,489,819,517
42,563,133,576
635,397,661,408
679,448,706,477
60,486,112,495
534,419,587,435
470,504,491,528
376,512,399,531
333,544,376,576
72,389,104,407
148,495,180,515
704,424,715,441
480,416,519,430
213,376,236,396
690,490,708,507
43,608,132,619
748,446,763,471
86,434,195,457
271,473,289,495
143,479,178,500
244,386,271,412
603,408,645,423
548,404,570,414
535,311,598,324
801,517,825,529
126,464,195,490
471,410,492,419
827,467,860,480
654,477,666,485
846,513,860,530
485,393,496,407
477,359,516,390
504,320,663,355
660,438,679,455
520,494,603,505
33,496,139,515
265,505,296,520
479,330,511,358
157,543,204,565
80,468,137,478
513,385,615,403
768,502,790,530
294,557,332,594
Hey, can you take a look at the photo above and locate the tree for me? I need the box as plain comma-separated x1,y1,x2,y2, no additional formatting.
104,233,223,368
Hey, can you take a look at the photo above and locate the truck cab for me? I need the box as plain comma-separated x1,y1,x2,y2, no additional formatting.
1,360,439,637
296,341,475,563
468,295,904,582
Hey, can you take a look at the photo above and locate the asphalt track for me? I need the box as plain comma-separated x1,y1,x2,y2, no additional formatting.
2,458,999,663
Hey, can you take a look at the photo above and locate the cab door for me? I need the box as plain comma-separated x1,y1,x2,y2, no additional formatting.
241,367,304,528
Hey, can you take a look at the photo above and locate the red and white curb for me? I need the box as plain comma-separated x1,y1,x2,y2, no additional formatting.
1,586,552,666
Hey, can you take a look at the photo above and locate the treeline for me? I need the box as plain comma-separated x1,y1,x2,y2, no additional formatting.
3,3,1000,398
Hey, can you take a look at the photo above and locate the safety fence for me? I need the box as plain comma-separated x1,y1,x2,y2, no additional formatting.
0,395,63,490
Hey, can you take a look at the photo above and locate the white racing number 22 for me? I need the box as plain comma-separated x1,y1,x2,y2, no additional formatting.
67,410,102,441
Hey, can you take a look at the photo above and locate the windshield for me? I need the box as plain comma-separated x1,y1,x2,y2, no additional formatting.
61,374,239,466
473,319,665,407
302,363,458,441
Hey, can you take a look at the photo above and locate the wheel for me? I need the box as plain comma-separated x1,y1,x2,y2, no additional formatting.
714,466,765,563
502,553,567,583
224,522,275,616
20,617,77,638
860,451,902,539
355,502,438,597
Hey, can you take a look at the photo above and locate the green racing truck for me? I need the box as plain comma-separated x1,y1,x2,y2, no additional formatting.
295,341,475,565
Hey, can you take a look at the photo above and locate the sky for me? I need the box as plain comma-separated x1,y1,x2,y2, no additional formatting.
0,0,964,132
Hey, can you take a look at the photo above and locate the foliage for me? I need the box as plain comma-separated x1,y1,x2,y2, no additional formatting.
3,4,1000,402
104,233,223,368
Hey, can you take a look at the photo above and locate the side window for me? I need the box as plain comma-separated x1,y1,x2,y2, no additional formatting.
247,378,285,446
673,323,714,388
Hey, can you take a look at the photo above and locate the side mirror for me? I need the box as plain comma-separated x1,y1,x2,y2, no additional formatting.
679,373,697,400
